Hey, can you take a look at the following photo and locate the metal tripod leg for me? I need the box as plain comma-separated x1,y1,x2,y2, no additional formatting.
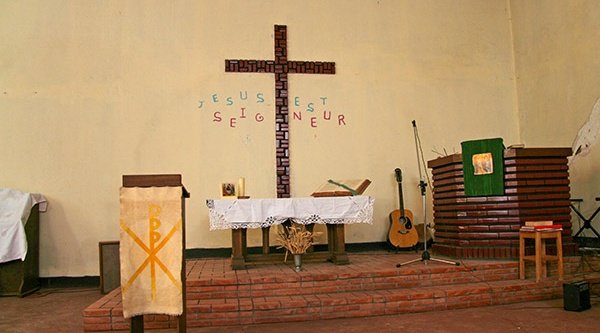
428,256,461,266
397,251,428,267
397,249,460,267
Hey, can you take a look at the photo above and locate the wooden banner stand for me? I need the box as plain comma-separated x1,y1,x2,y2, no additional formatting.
122,174,190,333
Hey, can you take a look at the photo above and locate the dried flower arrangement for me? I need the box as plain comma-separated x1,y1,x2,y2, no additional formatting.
276,223,322,261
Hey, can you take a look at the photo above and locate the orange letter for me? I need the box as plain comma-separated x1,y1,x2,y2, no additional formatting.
148,204,162,245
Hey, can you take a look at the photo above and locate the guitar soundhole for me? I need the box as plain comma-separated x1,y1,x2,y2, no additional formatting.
398,216,413,233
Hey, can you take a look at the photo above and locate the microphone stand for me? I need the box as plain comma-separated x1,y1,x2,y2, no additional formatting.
397,120,459,267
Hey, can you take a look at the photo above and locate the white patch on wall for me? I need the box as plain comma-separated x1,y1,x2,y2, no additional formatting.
569,97,600,165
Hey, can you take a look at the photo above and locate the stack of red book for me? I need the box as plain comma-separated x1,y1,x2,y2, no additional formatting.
520,221,563,232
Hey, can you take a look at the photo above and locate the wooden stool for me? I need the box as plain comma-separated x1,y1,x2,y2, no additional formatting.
519,229,564,282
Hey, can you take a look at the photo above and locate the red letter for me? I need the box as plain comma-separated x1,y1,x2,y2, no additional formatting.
255,113,264,122
213,112,222,122
240,107,247,118
323,110,331,120
293,111,302,121
338,114,346,125
311,117,317,128
230,118,237,128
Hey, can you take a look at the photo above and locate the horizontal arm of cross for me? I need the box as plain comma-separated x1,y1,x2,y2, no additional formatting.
226,59,275,73
287,61,335,74
226,59,335,74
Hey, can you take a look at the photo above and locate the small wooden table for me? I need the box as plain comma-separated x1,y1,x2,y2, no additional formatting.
519,229,563,282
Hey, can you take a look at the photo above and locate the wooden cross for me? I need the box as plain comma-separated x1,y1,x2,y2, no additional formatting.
225,25,336,198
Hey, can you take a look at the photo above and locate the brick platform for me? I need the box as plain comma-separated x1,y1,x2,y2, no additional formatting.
83,252,600,332
428,147,579,259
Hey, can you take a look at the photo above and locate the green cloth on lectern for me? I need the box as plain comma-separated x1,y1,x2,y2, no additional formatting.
461,138,504,196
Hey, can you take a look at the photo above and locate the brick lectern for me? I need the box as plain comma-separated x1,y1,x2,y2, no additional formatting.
427,147,578,259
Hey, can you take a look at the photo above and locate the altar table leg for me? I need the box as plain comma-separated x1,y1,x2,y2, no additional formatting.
262,227,270,254
231,229,246,270
327,224,349,265
242,229,248,258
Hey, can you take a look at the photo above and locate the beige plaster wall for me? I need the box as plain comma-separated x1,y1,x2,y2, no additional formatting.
510,0,600,231
0,0,519,277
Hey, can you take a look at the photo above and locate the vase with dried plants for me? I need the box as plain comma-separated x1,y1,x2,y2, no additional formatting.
276,223,321,271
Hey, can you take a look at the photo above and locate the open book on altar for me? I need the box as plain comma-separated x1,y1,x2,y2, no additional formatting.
311,179,371,197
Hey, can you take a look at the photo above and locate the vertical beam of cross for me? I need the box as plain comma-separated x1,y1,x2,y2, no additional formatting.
225,25,336,198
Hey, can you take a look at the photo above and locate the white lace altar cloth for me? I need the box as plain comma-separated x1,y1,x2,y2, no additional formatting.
207,196,374,230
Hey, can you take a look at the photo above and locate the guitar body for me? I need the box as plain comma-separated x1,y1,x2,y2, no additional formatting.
387,168,419,249
388,208,419,249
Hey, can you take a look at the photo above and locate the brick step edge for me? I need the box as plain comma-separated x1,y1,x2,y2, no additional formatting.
189,260,519,288
187,263,521,300
83,277,573,332
187,257,589,301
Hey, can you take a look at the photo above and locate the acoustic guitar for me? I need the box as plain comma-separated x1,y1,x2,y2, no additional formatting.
388,168,419,249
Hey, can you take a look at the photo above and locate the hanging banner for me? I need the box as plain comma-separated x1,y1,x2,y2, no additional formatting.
461,138,505,196
119,186,183,318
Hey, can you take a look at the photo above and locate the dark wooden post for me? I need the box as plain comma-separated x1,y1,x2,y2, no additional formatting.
231,229,246,270
327,224,349,265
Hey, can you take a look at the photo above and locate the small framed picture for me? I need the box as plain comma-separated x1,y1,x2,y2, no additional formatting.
220,183,236,198
472,152,493,175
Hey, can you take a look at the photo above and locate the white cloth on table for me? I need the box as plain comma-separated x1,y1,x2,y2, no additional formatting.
207,196,374,230
0,188,47,263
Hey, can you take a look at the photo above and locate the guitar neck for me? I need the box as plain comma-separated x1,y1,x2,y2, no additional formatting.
397,180,406,218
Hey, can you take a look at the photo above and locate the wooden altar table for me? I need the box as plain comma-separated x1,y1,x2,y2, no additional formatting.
207,196,374,269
